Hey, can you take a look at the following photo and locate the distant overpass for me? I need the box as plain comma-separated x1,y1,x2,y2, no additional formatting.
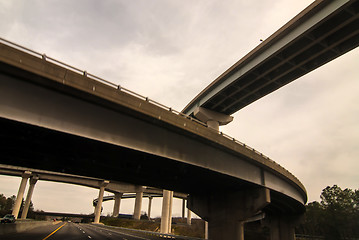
182,0,359,129
0,164,144,194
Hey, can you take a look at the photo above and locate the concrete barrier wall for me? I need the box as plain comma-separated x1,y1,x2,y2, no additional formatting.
0,220,58,235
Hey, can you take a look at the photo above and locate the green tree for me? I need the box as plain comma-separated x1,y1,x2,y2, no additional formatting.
298,185,359,240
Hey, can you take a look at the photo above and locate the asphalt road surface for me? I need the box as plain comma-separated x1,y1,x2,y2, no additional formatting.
0,222,182,240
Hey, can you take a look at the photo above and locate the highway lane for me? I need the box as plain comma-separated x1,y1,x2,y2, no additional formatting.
0,222,188,240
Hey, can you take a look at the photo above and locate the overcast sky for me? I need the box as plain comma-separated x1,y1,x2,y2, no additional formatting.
0,0,358,218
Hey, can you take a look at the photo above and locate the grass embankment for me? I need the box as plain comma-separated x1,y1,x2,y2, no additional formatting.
101,217,205,238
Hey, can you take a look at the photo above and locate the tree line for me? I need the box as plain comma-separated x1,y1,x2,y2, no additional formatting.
297,185,359,240
0,193,35,218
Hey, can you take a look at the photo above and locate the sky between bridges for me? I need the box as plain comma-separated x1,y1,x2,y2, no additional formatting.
0,0,358,217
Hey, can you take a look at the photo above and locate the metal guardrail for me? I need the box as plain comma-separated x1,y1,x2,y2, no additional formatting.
0,37,301,186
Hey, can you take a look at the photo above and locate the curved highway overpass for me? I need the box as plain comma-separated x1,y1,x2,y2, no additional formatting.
0,37,305,239
182,0,359,123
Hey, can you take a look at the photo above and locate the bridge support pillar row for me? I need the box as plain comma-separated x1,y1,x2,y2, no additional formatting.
112,192,123,217
94,180,109,224
160,190,171,234
21,176,39,219
133,191,143,220
12,171,31,219
188,188,270,240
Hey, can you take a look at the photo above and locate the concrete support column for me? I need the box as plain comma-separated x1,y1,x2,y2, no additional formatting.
12,171,31,219
133,191,143,220
205,221,209,240
94,180,109,224
148,196,153,220
112,192,123,217
267,215,300,240
168,191,173,233
160,190,171,234
188,188,270,240
187,208,192,225
182,199,186,219
21,176,38,219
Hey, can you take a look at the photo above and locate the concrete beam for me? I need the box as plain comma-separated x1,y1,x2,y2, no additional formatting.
194,107,233,130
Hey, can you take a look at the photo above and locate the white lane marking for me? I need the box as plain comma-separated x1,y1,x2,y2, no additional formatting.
88,236,92,239
90,225,148,240
82,231,86,234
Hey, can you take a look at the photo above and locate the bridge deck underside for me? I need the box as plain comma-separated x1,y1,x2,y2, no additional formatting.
0,117,303,215
196,1,359,115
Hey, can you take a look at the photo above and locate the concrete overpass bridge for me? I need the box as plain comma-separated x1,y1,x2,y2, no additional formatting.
182,0,359,130
1,1,357,239
0,38,305,239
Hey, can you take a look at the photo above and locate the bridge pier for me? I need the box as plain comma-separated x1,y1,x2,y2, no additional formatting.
133,190,143,220
21,176,38,219
188,188,270,240
187,208,192,225
12,171,31,219
147,196,153,219
265,214,302,240
160,190,173,234
112,192,123,217
94,180,109,224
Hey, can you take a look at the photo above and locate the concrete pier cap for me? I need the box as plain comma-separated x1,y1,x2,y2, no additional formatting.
194,107,234,131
